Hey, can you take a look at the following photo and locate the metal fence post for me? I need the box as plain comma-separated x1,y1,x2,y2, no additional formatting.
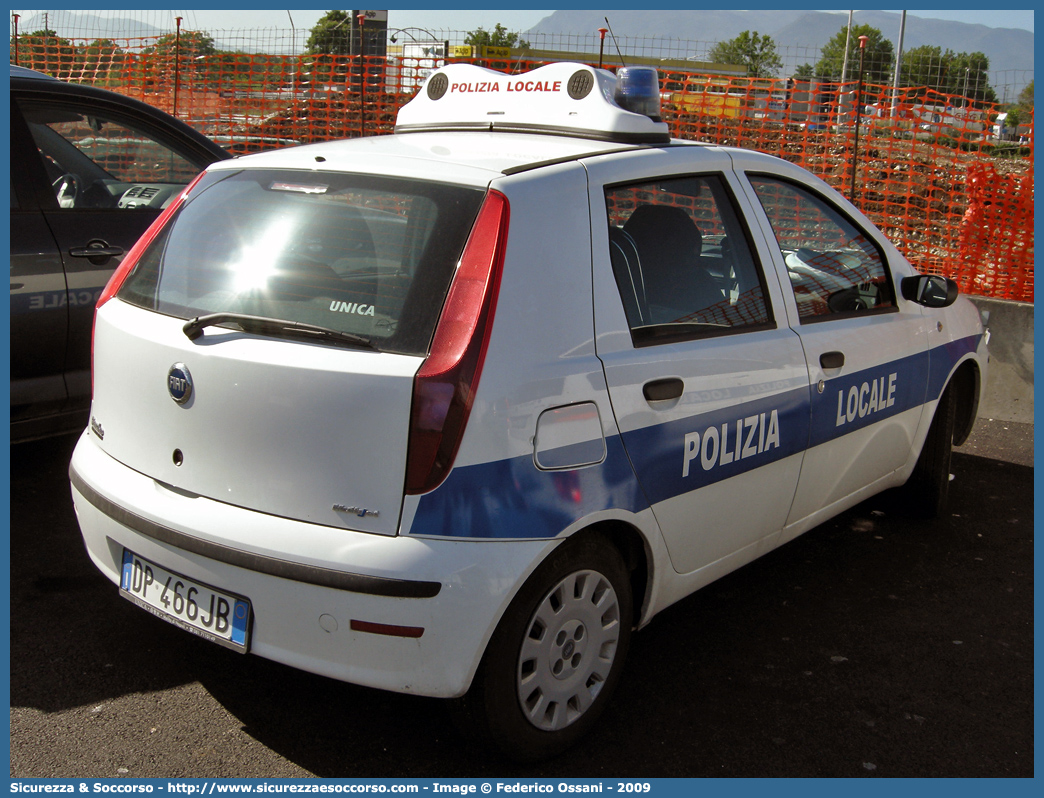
173,16,182,117
849,35,868,204
357,12,367,138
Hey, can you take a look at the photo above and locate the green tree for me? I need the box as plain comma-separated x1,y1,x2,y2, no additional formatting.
950,51,996,104
707,30,783,78
899,45,951,93
793,63,815,79
1002,80,1033,133
143,30,217,59
1016,80,1033,110
140,30,223,88
815,24,894,84
78,38,124,82
464,23,529,50
13,29,77,79
900,46,996,103
305,10,353,55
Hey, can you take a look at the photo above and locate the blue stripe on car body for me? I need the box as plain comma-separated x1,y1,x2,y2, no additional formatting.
407,335,980,540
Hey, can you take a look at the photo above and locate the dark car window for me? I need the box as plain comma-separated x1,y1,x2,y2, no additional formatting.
18,99,202,210
747,174,895,321
604,173,773,345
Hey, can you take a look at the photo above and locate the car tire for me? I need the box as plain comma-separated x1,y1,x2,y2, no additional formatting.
903,385,956,518
452,533,633,762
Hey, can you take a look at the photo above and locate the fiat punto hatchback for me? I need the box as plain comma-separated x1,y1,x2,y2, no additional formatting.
71,62,988,761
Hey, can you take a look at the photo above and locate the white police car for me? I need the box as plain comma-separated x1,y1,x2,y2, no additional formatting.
70,62,988,761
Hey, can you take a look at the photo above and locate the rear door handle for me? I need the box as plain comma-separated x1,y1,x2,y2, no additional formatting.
643,377,684,402
820,351,845,370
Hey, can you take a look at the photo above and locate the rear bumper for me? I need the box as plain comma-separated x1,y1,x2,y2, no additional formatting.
69,430,555,697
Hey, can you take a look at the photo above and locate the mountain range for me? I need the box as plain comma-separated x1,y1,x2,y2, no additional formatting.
528,10,1033,84
18,9,1033,96
18,12,168,40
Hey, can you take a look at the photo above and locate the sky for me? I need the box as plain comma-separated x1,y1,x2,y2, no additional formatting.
8,8,1036,35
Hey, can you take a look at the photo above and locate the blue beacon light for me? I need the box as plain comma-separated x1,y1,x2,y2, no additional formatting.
614,66,663,122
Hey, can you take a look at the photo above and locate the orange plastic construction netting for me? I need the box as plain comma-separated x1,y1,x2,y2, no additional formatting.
18,45,1034,302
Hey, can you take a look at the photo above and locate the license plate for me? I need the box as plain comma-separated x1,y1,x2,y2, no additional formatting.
120,549,252,652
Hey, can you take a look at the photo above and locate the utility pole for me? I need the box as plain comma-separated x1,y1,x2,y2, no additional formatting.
841,10,853,81
890,10,906,117
287,10,298,123
838,10,854,128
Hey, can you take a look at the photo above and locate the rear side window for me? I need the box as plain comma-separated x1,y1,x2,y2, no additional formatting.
118,169,485,355
605,174,773,346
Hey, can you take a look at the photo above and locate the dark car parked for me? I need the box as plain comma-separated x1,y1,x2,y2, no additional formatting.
10,65,231,442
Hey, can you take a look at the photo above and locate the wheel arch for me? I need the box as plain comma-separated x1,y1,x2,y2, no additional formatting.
460,516,654,698
947,358,981,447
566,518,652,628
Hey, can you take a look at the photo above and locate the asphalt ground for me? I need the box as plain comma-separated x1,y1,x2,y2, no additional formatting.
8,422,1033,778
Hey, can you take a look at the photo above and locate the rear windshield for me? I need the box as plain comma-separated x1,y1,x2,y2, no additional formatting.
117,169,486,355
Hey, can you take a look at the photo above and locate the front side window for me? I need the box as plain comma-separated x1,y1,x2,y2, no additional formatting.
604,174,772,346
117,169,485,355
747,175,895,321
19,99,201,209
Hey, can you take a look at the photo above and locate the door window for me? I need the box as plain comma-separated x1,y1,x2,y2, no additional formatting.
604,174,772,345
18,100,200,210
747,175,895,321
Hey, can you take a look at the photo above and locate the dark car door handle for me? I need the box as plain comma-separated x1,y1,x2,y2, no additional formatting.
69,244,125,259
643,377,684,402
820,351,846,370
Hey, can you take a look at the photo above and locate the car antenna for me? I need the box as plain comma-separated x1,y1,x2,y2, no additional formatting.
511,44,528,74
604,17,627,67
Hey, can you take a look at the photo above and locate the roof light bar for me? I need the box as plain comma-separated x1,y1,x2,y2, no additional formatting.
614,66,663,122
395,61,670,145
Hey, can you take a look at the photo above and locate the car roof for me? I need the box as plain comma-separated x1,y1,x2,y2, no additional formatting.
10,64,58,81
208,128,801,190
10,68,231,164
212,130,723,186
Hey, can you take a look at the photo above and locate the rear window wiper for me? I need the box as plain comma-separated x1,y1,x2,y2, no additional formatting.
183,313,377,351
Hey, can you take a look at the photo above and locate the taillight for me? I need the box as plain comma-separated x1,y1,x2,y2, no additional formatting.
404,189,510,495
92,172,205,396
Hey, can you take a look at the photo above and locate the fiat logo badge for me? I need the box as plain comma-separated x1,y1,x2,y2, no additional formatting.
168,363,193,405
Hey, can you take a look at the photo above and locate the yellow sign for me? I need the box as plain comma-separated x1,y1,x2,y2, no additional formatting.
451,45,473,58
481,46,511,59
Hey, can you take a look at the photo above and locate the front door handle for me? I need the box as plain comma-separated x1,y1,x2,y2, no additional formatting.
820,351,845,370
643,377,684,402
69,239,125,265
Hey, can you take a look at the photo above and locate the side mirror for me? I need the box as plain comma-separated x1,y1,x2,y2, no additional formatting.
901,274,959,308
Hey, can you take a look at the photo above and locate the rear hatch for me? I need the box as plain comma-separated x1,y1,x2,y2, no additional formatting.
90,167,486,535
